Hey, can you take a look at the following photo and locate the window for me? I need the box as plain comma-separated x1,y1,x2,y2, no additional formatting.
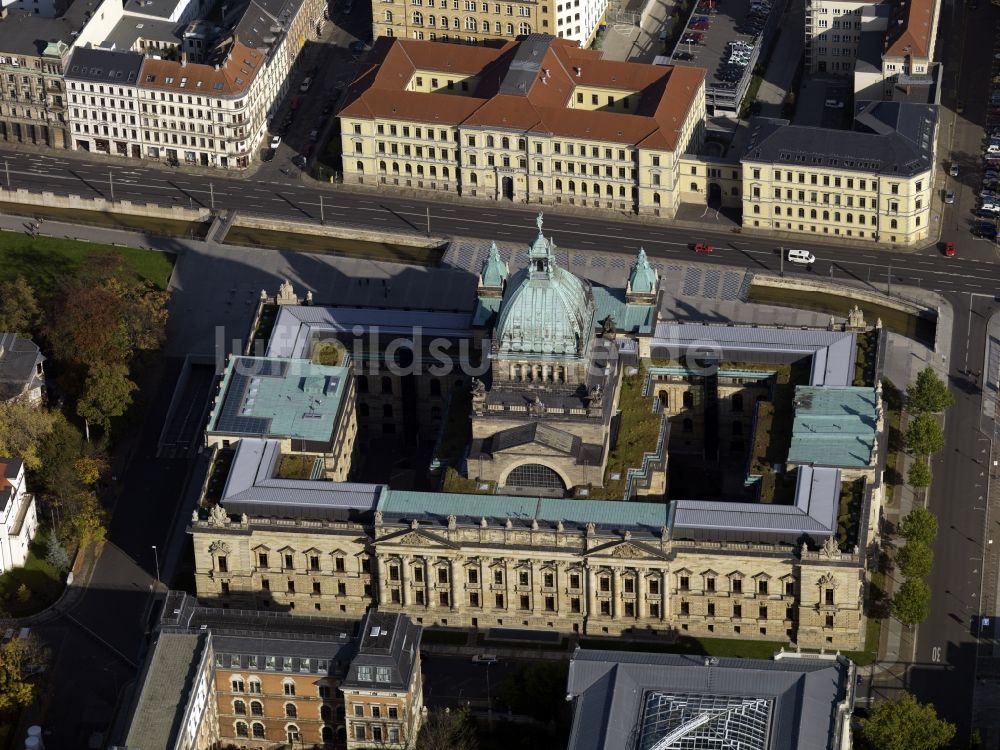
249,680,261,694
258,552,269,568
785,580,794,596
438,567,449,584
758,580,768,595
310,555,320,571
218,556,228,573
495,593,505,608
284,553,294,569
354,725,366,741
312,581,321,595
231,678,244,692
680,601,690,615
372,705,382,718
494,569,504,585
389,705,399,719
825,588,835,605
732,578,743,594
285,703,298,718
519,571,529,586
734,604,742,618
468,569,479,584
335,557,345,572
236,721,249,737
679,575,689,591
377,666,392,682
570,573,580,589
284,681,296,696
234,699,246,715
544,572,554,588
252,723,265,739
519,594,530,610
649,579,660,595
354,703,365,716
706,577,715,592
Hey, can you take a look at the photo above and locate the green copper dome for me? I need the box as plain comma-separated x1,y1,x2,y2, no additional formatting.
494,213,595,357
480,242,510,289
628,247,658,295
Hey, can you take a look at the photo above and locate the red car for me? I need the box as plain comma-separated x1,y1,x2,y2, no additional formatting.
694,243,714,254
943,241,955,257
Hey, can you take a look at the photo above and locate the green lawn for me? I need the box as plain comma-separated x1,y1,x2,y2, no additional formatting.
0,229,175,295
276,454,317,480
0,527,66,617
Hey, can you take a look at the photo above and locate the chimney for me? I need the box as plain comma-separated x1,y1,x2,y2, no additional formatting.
181,51,187,66
573,66,581,76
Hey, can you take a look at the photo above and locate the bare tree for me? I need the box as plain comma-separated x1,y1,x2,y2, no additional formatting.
415,707,478,750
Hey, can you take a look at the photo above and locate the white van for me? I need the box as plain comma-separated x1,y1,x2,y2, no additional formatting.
786,248,816,265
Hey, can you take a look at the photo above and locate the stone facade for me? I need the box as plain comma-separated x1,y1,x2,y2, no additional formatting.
191,513,866,650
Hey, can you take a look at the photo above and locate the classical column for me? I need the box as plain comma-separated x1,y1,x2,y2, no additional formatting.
479,557,488,610
376,555,388,606
400,555,410,607
636,569,647,620
586,565,597,619
612,568,623,620
530,560,541,617
449,557,459,611
425,559,435,608
660,570,669,621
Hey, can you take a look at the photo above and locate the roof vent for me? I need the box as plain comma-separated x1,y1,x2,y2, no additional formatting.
370,626,383,637
573,66,581,76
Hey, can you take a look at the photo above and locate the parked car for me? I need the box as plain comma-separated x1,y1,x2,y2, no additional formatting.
299,76,312,93
270,134,281,149
973,220,997,238
472,654,498,664
949,163,960,177
308,128,320,141
945,190,956,204
262,148,275,162
824,99,845,108
943,241,956,257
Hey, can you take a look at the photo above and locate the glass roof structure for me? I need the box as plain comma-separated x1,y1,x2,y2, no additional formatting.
639,691,773,750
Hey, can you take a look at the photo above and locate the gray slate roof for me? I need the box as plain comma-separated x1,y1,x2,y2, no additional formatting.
742,104,937,177
566,650,851,750
498,33,553,96
122,632,207,750
341,609,422,692
65,47,144,84
0,333,43,402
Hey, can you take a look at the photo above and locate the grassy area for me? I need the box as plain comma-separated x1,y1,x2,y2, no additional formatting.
854,330,878,386
881,379,903,502
0,201,209,240
580,634,787,659
0,229,175,295
590,366,663,500
837,478,865,550
202,449,234,507
0,527,66,617
747,282,937,346
276,453,317,480
740,71,765,118
224,224,447,266
442,467,494,494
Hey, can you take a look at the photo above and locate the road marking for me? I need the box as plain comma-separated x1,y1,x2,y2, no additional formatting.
932,646,942,662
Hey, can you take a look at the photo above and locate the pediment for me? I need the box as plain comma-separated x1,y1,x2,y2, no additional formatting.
585,539,666,561
375,527,458,549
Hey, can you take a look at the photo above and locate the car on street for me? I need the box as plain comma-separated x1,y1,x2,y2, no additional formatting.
945,190,956,204
299,76,312,93
269,135,281,149
472,654,498,664
308,129,320,141
694,243,713,253
949,163,960,177
973,220,998,238
292,154,307,168
262,148,275,162
786,248,816,265
944,241,956,257
824,99,844,109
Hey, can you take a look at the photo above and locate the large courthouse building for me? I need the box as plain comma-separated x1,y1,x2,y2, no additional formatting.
190,217,884,653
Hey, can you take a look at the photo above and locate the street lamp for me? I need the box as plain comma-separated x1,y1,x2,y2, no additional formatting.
152,544,160,586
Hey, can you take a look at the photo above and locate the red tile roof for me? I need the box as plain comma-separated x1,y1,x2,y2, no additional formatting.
339,35,705,151
884,0,935,59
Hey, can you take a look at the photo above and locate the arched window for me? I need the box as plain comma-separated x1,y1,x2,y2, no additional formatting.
682,418,693,433
430,380,442,396
470,173,478,184
606,184,613,195
690,181,698,190
287,725,300,742
428,15,436,26
412,10,422,23
822,210,830,221
358,403,369,417
775,206,781,215
834,212,841,222
581,182,588,194
358,376,368,393
890,219,898,229
321,704,333,721
653,193,661,205
356,160,364,173
443,166,450,178
252,723,265,738
249,679,261,694
752,204,760,214
236,721,249,738
251,700,264,716
495,21,502,32
378,161,386,173
487,135,494,147
383,404,393,418
481,19,489,31
286,703,298,719
234,699,247,715
682,391,694,408
568,180,576,193
506,22,514,34
518,138,527,150
810,209,817,219
417,164,424,176
538,179,544,190
405,163,413,175
519,22,530,33
391,162,400,174
385,9,393,21
555,179,562,191
322,726,335,742
381,376,393,394
502,136,510,149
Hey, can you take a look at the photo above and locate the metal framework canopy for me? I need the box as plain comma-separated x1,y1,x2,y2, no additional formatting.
640,691,773,750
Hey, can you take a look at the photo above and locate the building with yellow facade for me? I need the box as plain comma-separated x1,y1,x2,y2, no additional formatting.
338,34,706,218
741,102,937,247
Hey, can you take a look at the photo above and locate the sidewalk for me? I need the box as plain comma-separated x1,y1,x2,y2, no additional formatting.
755,0,803,118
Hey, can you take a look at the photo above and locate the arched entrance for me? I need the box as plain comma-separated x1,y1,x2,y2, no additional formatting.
505,463,566,491
502,175,515,200
708,182,722,209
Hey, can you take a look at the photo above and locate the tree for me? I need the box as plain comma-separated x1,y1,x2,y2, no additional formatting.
859,692,955,750
905,414,945,457
0,277,41,336
74,454,109,486
0,634,49,713
896,541,933,579
37,412,85,500
899,507,938,546
415,707,478,750
63,489,107,546
907,460,931,489
0,401,56,470
891,578,931,626
45,533,71,571
906,368,954,415
498,661,570,722
76,362,137,439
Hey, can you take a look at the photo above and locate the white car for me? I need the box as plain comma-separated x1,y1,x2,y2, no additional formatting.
270,134,281,149
299,76,312,93
786,248,816,265
824,99,844,109
949,163,959,177
944,190,955,204
471,654,498,664
981,202,1000,213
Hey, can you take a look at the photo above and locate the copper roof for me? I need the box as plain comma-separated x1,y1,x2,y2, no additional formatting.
140,41,264,96
339,35,705,151
884,0,934,59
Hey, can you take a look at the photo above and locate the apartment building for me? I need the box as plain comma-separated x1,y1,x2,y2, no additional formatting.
374,0,606,47
339,34,706,218
118,591,425,750
0,458,37,574
0,333,45,405
63,0,319,168
341,609,424,750
0,1,85,149
741,105,937,247
804,0,887,75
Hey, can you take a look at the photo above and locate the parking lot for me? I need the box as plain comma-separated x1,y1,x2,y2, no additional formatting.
666,0,777,113
792,75,852,128
975,29,1000,240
